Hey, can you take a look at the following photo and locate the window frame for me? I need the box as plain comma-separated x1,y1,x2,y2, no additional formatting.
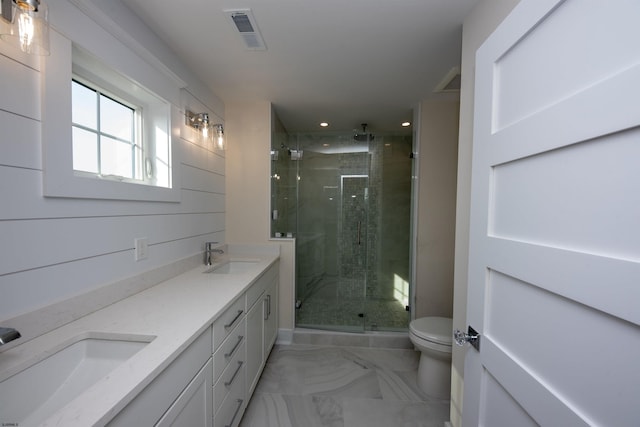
42,24,182,203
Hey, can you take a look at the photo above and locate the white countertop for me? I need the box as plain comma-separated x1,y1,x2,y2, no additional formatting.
0,251,279,427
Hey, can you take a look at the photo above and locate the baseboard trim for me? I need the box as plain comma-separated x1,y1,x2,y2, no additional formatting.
276,328,293,345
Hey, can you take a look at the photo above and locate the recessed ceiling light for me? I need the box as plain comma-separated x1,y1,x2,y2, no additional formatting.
320,122,329,127
401,121,411,127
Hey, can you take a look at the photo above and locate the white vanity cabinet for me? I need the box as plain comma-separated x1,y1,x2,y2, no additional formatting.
108,327,213,427
108,259,279,427
215,260,279,426
245,262,279,397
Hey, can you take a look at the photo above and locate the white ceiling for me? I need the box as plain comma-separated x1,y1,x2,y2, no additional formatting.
123,0,478,134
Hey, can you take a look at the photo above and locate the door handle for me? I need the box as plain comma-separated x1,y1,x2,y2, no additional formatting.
264,294,272,320
454,326,480,351
267,294,271,317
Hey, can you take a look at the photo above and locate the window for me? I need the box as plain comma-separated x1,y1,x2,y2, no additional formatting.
72,79,140,180
69,45,173,190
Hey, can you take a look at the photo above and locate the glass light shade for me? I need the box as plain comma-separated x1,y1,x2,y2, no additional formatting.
200,113,210,139
1,0,49,55
213,125,224,150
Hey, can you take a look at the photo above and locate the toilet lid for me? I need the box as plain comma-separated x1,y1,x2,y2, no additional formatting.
410,317,453,345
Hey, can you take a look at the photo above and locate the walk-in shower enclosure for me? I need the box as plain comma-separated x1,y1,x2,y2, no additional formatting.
271,130,413,332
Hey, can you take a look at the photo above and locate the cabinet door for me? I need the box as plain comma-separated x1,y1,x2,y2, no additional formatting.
245,292,264,397
263,277,278,357
155,358,213,427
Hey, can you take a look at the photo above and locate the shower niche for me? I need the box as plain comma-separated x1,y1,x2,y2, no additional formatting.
271,128,413,332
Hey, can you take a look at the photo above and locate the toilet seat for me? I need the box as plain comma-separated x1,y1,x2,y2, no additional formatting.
409,317,452,346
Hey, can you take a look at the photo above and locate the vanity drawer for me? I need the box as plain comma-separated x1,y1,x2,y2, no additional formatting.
213,295,246,350
213,340,245,415
213,317,245,382
214,367,246,427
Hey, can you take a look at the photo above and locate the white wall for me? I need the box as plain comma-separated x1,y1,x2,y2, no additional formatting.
225,101,296,333
450,0,521,425
414,98,460,319
0,0,225,344
225,101,272,243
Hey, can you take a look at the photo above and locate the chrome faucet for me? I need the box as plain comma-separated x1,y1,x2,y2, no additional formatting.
0,327,21,346
205,242,224,266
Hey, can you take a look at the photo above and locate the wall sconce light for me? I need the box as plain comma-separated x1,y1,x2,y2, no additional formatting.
0,0,50,55
185,109,225,150
213,123,225,150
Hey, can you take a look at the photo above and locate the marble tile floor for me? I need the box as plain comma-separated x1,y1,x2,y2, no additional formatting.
239,344,450,427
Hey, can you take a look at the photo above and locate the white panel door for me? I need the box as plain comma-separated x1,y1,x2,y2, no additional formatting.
463,0,640,426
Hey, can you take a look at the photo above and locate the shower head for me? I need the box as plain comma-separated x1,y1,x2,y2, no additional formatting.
354,123,374,142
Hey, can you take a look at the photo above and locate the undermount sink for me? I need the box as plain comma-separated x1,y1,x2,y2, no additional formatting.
0,334,152,426
204,259,259,274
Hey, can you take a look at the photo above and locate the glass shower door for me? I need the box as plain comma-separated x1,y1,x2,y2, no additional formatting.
294,136,370,332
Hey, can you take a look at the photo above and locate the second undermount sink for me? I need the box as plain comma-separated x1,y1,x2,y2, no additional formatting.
204,259,259,274
0,334,152,426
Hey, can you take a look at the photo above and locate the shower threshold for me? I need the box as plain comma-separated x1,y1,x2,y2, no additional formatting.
292,328,411,349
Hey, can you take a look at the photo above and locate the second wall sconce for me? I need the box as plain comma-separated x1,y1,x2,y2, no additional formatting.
212,123,225,151
186,109,225,150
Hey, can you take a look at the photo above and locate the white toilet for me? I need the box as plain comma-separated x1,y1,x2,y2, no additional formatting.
409,316,453,399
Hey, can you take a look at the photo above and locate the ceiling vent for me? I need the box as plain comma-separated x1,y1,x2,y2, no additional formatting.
434,66,461,93
224,9,267,51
